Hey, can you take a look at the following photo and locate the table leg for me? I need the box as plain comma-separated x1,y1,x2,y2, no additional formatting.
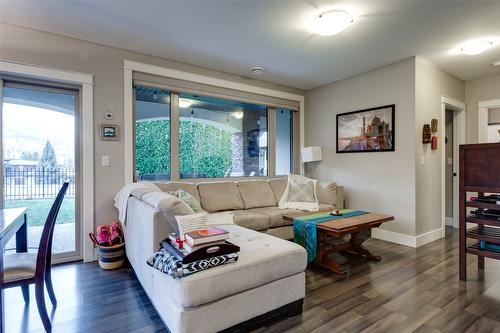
348,232,381,261
315,232,347,275
16,213,28,253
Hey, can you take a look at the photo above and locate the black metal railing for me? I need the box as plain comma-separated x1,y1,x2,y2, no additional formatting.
3,167,76,200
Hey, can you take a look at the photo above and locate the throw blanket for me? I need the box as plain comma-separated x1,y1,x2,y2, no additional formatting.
114,182,160,223
147,247,239,279
293,209,368,263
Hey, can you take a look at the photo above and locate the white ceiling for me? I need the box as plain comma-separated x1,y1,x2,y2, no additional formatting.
1,0,499,90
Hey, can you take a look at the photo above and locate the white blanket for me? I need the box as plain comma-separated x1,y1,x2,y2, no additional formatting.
114,182,161,223
278,174,319,212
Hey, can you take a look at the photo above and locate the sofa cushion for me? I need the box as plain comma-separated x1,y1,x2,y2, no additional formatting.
197,182,244,212
153,224,307,308
237,180,277,209
268,178,287,202
246,207,297,228
154,182,200,202
318,203,335,211
316,181,338,206
232,210,270,231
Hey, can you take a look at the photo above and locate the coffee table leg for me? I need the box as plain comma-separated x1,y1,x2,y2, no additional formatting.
348,232,381,261
316,232,348,275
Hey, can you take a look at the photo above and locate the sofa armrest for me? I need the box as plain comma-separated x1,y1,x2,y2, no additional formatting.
124,197,174,282
336,186,345,210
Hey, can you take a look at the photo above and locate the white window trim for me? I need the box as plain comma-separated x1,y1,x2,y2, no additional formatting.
123,59,305,183
0,59,95,262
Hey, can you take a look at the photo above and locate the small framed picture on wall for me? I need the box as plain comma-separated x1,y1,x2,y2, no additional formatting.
100,124,120,141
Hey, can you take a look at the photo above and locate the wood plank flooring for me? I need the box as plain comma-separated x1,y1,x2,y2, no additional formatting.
4,228,500,333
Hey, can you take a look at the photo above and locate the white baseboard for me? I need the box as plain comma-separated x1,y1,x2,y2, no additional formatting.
372,227,443,248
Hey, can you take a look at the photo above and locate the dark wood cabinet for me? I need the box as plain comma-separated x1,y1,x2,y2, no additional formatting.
459,142,500,281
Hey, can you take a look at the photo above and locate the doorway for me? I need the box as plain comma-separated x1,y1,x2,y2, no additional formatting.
0,77,81,262
440,97,465,236
477,99,500,143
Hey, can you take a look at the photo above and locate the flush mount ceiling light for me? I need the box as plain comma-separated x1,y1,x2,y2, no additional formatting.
231,111,244,119
458,39,495,56
493,60,500,67
311,10,354,36
179,98,192,108
251,66,264,75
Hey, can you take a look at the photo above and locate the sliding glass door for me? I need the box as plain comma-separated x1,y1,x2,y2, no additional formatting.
0,77,81,262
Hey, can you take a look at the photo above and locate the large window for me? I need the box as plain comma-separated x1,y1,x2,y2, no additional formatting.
179,93,267,178
135,86,170,181
133,81,297,180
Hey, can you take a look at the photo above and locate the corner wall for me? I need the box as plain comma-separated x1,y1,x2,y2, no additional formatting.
305,58,417,237
465,75,500,142
414,57,465,236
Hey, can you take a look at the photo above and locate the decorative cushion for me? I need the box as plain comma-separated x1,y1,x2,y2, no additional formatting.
175,213,209,239
268,178,287,202
287,177,315,202
237,181,277,209
232,211,270,231
3,253,37,283
197,182,244,212
171,189,206,214
154,182,201,202
316,181,338,206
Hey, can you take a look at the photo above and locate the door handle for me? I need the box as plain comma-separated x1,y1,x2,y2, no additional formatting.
453,173,457,176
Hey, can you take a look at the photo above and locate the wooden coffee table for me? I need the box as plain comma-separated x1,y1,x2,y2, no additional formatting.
283,211,394,275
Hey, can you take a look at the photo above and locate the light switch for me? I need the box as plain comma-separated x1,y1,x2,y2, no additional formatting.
420,155,425,166
101,155,110,167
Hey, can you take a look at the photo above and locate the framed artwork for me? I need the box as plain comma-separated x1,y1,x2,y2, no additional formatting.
100,124,120,141
336,104,395,153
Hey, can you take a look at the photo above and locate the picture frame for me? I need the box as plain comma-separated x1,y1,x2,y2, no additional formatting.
336,104,395,153
100,124,120,141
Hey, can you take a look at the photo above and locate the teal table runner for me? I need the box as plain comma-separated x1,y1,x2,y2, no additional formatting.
293,209,368,263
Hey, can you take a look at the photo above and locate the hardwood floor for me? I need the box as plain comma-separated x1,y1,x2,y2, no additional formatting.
5,228,500,333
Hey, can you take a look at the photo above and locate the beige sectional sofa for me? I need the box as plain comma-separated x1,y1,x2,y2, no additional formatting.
153,178,344,239
123,177,343,333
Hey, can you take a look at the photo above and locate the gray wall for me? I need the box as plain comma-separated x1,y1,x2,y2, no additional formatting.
414,57,465,235
305,58,416,236
0,22,303,228
465,75,500,142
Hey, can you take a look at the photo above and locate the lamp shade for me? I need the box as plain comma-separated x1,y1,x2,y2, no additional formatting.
301,146,322,163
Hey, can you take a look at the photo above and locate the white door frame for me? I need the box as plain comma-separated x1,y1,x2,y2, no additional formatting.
478,98,500,143
0,60,95,262
440,96,466,237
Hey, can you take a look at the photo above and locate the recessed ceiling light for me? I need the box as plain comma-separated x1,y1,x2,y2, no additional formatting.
251,66,264,75
311,10,354,36
179,98,192,108
458,39,495,56
493,60,500,67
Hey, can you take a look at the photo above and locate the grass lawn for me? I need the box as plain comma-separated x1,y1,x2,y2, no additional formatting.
5,198,75,226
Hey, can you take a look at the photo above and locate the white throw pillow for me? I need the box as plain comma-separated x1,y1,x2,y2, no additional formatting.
175,213,208,240
278,174,319,212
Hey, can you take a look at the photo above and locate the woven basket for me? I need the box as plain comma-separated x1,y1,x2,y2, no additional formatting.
97,243,125,270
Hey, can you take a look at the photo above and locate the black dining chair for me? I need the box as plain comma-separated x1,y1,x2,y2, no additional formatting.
2,180,70,332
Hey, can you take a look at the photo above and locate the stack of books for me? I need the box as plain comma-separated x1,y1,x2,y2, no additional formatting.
165,227,239,261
